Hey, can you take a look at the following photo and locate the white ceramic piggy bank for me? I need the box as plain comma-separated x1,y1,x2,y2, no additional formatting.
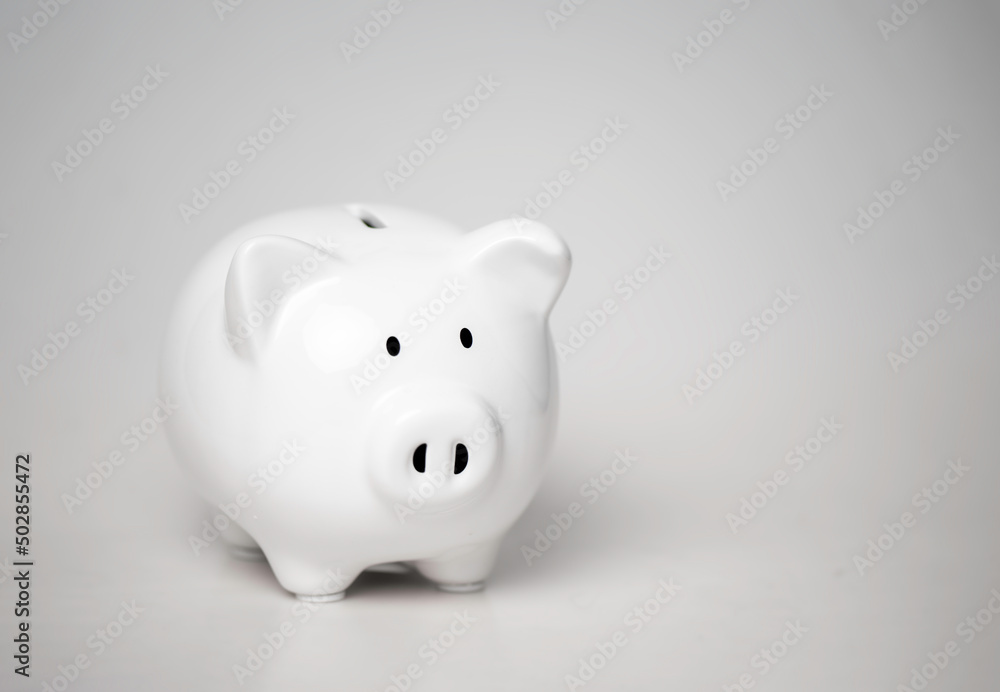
160,205,571,601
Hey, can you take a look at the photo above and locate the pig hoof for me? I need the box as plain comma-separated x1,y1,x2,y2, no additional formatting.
435,581,485,594
296,591,346,603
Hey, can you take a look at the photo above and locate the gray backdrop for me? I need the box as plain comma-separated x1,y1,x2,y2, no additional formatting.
1,0,999,690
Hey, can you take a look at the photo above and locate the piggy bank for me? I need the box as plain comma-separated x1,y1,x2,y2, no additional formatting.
160,205,571,601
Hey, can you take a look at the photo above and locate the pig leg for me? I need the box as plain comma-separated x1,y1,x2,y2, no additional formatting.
414,539,502,593
267,553,360,602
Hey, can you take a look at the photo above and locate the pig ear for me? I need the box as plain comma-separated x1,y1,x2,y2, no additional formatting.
224,235,338,359
459,218,571,316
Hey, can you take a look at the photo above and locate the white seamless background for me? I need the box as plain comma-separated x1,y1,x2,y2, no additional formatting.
1,1,998,691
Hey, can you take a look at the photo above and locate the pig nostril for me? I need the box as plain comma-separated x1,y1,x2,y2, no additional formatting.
454,443,468,475
412,444,426,473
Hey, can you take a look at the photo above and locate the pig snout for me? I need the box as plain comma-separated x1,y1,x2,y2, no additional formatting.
367,386,503,514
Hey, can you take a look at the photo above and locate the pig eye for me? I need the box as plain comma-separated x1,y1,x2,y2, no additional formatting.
460,328,473,348
386,336,400,356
